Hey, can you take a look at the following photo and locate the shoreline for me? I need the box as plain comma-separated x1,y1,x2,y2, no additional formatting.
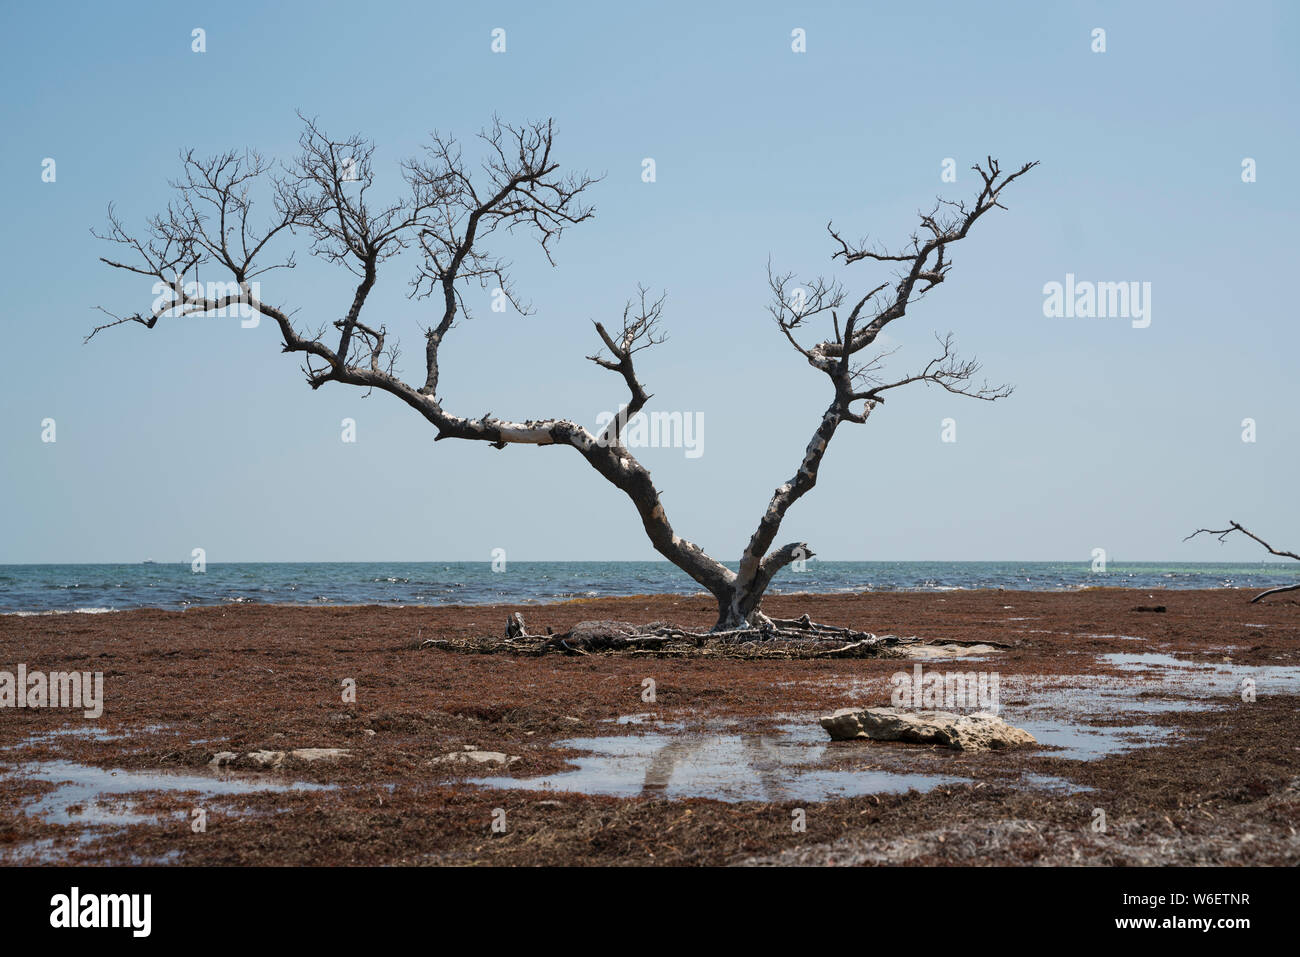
3,583,1297,618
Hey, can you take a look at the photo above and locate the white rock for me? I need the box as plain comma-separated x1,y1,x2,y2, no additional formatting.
433,750,520,766
820,706,1036,752
210,748,351,769
289,748,351,762
894,643,1001,660
245,750,287,768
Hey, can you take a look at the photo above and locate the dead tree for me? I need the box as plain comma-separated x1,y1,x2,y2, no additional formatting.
92,113,1036,631
1185,521,1300,602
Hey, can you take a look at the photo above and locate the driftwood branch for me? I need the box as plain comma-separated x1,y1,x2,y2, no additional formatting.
430,614,923,659
1185,521,1300,602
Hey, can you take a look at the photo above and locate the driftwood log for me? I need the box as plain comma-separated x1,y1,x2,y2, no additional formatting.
414,614,954,660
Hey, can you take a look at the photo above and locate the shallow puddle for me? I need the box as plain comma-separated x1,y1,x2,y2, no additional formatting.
999,654,1300,760
1012,719,1170,761
12,760,332,827
2,724,182,749
468,725,969,802
538,657,1272,798
1098,652,1300,697
1019,772,1093,793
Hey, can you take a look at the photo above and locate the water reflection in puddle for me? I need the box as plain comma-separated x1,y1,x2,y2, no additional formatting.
469,726,969,803
1098,653,1300,695
1002,653,1300,760
14,760,332,827
1013,720,1168,761
1019,772,1092,793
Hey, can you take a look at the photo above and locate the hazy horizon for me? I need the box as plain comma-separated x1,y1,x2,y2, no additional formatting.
3,557,1295,568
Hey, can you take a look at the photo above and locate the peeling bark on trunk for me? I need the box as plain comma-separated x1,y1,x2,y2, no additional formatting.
713,586,770,631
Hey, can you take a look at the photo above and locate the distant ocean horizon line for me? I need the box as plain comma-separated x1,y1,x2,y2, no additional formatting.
1,560,1296,615
3,559,1294,567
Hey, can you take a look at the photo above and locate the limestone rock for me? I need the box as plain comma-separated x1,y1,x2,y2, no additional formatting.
209,748,351,769
893,643,1001,660
820,706,1036,752
432,748,519,766
246,750,287,768
289,748,352,762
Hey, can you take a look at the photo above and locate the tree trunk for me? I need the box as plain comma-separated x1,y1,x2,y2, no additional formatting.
713,584,770,631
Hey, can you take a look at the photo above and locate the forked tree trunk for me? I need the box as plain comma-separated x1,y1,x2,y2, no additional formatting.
711,538,817,630
714,584,771,631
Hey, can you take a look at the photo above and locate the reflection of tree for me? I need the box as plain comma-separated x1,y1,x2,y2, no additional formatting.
639,734,799,802
641,738,699,795
743,735,793,803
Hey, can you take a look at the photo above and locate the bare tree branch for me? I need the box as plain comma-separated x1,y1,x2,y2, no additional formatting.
406,116,600,398
586,285,667,448
821,157,1039,364
854,332,1013,406
1185,521,1300,602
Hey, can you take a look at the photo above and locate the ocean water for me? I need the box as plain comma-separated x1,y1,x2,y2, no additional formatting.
0,561,1295,614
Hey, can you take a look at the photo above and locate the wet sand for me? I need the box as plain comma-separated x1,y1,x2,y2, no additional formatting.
1,588,1297,865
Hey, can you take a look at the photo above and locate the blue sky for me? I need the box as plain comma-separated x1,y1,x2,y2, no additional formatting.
1,0,1296,564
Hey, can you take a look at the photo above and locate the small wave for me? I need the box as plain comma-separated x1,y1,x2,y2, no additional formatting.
5,606,120,617
770,586,867,597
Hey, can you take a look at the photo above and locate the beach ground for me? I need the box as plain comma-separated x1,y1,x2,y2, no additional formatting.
1,588,1297,866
